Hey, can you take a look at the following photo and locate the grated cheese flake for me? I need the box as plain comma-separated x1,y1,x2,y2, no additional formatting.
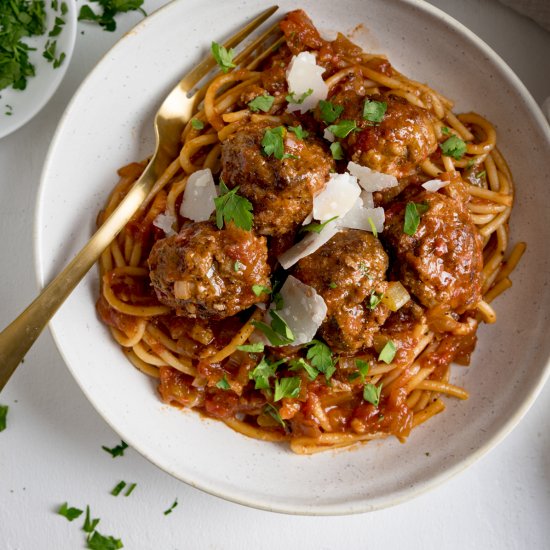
180,168,218,222
286,52,328,114
347,161,399,192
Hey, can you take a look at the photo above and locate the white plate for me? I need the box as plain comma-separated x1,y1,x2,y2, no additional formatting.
0,0,77,139
35,0,550,514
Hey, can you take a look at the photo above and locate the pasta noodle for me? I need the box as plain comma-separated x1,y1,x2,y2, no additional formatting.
95,10,524,454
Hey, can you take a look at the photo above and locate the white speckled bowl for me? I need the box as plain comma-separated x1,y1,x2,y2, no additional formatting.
35,0,550,514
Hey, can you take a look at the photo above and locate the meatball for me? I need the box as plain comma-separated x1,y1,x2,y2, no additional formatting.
382,192,483,313
221,122,334,236
326,87,437,178
293,229,390,354
148,222,270,319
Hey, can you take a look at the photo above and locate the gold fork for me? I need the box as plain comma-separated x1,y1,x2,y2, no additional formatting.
0,5,281,391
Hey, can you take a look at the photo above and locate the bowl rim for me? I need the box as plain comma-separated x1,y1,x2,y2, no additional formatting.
34,0,550,515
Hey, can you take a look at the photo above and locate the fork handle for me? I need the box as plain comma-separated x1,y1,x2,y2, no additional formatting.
0,164,156,392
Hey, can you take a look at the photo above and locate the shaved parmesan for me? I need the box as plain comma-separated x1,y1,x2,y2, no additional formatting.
269,276,327,346
337,197,385,234
302,211,313,225
179,168,218,222
364,206,385,234
153,212,177,237
286,52,328,114
422,178,449,192
323,128,335,142
313,172,361,222
360,189,374,208
278,220,340,269
347,161,398,192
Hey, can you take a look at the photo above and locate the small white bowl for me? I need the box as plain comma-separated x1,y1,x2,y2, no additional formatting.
0,0,77,139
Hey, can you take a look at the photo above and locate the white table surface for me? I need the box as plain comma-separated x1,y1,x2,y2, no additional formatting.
1,1,549,548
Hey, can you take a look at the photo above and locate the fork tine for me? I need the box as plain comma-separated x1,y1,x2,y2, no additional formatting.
245,35,285,70
179,5,279,92
234,20,282,67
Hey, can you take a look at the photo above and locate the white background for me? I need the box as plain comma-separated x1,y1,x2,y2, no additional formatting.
1,0,549,548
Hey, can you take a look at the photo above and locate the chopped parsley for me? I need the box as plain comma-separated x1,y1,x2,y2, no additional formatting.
58,502,84,521
363,99,387,124
327,120,359,138
216,375,231,390
101,440,128,458
368,217,378,237
363,383,382,407
355,359,370,383
210,41,235,72
306,340,336,382
285,88,312,104
163,498,178,516
274,376,301,401
249,356,282,389
330,141,344,160
261,126,289,160
78,0,146,32
477,170,486,179
264,403,287,429
252,310,294,346
288,125,309,139
248,94,274,113
0,404,8,431
251,284,271,296
214,180,253,231
124,483,136,497
378,341,397,364
328,281,338,289
191,118,204,130
83,505,100,533
87,530,123,550
237,342,265,353
301,215,338,234
318,100,344,123
403,201,429,236
441,126,450,135
233,260,243,272
367,291,384,310
440,134,467,160
43,39,65,68
289,357,319,381
110,481,126,496
48,15,64,37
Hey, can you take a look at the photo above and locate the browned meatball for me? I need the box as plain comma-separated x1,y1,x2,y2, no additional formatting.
383,192,483,314
148,222,270,319
293,229,390,354
220,122,334,236
326,86,437,178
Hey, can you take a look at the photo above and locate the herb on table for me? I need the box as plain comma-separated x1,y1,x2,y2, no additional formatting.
285,88,312,105
440,134,467,160
248,93,274,113
363,382,382,407
163,498,178,516
83,505,100,533
330,141,344,160
42,39,65,68
288,125,309,139
110,481,126,496
327,120,359,138
0,404,8,431
237,342,265,353
274,376,301,401
378,340,397,364
58,502,84,521
210,41,235,73
318,100,344,123
301,215,338,234
124,483,137,497
101,440,128,458
214,180,253,231
78,0,146,33
87,530,123,549
403,201,429,236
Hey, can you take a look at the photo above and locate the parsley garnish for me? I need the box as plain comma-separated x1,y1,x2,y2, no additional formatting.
330,142,344,160
42,39,65,68
48,15,65,37
110,481,126,496
285,88,313,104
301,215,338,234
289,358,319,381
233,260,244,272
101,440,128,458
441,126,450,135
264,403,287,429
248,94,274,112
124,483,137,497
191,118,204,130
368,217,378,237
214,180,253,231
327,120,359,138
83,506,100,533
440,135,467,160
252,310,295,346
378,341,397,364
251,284,271,296
306,340,337,382
355,359,370,383
216,375,231,390
0,404,8,431
270,310,294,341
363,99,387,123
367,291,384,310
274,377,301,401
87,530,123,549
163,498,178,516
261,126,288,160
477,170,486,179
237,342,265,353
329,282,338,289
403,201,429,236
363,383,382,407
58,502,84,521
288,125,309,139
78,0,146,32
319,100,344,123
249,356,282,389
210,41,236,72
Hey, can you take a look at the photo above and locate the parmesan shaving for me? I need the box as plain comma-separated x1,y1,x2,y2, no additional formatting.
347,161,398,192
337,198,385,234
179,168,218,222
422,178,449,192
153,212,177,237
312,172,361,222
323,128,335,142
286,52,328,114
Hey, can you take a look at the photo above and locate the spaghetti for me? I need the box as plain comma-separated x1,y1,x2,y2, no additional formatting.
96,10,524,454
